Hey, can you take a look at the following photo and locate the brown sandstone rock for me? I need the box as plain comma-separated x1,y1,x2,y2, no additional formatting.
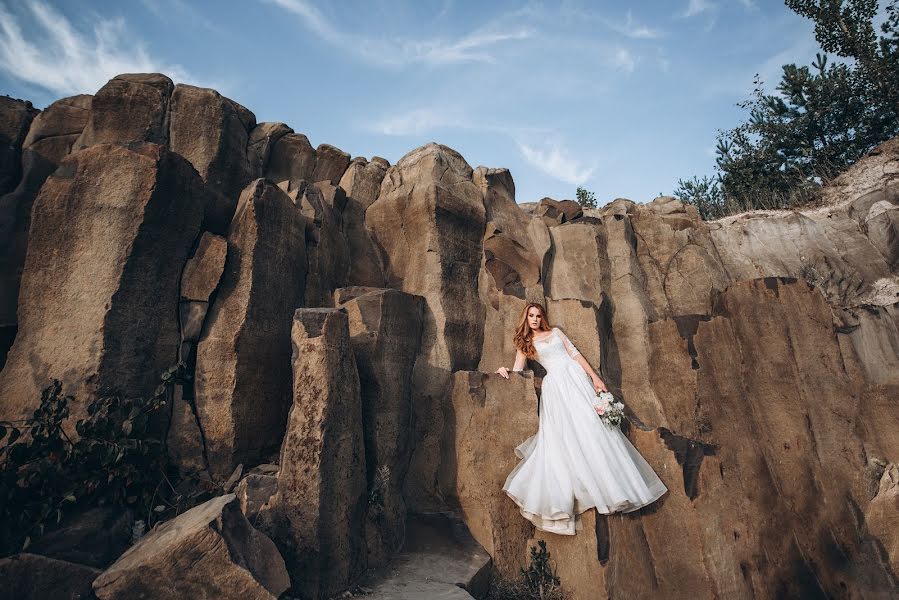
303,182,351,306
0,143,206,422
266,132,316,186
168,84,256,233
0,96,38,196
247,121,293,176
27,506,132,569
450,371,538,578
339,156,389,287
257,308,367,598
0,94,91,346
166,383,208,475
366,143,486,511
0,553,100,600
337,287,425,565
92,494,289,600
75,73,173,148
313,143,351,184
865,464,899,573
194,179,306,479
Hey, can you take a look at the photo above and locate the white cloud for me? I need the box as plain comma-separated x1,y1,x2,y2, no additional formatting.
266,0,530,66
737,0,758,9
370,108,467,136
602,10,663,39
0,2,195,96
605,47,637,73
682,0,717,18
517,141,595,186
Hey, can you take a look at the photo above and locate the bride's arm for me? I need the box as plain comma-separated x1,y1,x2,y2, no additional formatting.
573,353,607,392
496,350,527,379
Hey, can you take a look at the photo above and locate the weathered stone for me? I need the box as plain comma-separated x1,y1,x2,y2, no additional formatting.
0,143,206,422
236,473,278,523
303,182,351,306
339,156,389,287
865,464,899,574
450,371,537,579
538,197,582,223
257,308,367,598
864,200,899,268
266,132,315,186
27,506,132,569
247,122,293,176
0,553,100,600
75,73,173,148
339,156,389,210
92,494,289,600
366,143,486,511
0,95,91,341
168,84,256,233
313,143,351,184
0,96,38,196
337,287,425,565
194,179,306,479
180,233,227,302
166,384,208,475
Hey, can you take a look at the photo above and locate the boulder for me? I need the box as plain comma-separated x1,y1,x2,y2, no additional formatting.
194,179,307,479
178,232,227,364
247,122,293,176
450,371,538,578
27,506,132,569
0,143,207,422
168,84,256,233
339,156,389,287
0,553,100,600
265,132,315,187
166,383,208,475
865,464,899,573
257,308,367,598
302,182,351,306
337,287,425,565
75,73,173,148
236,472,278,523
0,96,38,196
537,197,582,224
0,94,91,354
92,494,289,600
313,143,351,184
366,143,486,510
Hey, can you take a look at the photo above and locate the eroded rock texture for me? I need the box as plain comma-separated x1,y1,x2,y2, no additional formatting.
195,179,307,479
92,494,289,600
257,308,367,598
366,143,487,510
0,76,897,600
0,143,206,421
337,287,425,566
0,94,91,361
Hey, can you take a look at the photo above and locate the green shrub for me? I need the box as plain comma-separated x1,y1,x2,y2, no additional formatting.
0,364,192,556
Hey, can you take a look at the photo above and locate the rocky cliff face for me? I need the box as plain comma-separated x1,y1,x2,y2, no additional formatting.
0,74,897,599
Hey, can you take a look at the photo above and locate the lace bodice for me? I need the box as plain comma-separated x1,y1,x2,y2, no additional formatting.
534,328,581,371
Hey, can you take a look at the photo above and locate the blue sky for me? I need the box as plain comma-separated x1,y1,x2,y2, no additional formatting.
0,0,831,204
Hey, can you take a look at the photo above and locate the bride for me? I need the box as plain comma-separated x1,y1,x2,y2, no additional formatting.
496,302,667,535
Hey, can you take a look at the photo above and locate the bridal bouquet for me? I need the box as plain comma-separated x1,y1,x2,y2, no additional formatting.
594,391,625,428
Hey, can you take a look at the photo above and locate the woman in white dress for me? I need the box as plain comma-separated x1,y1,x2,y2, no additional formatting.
496,302,667,535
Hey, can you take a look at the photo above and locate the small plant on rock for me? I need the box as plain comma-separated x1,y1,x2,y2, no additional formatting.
0,363,190,556
488,539,568,600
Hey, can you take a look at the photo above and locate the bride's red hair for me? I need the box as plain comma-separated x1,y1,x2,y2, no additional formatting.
514,303,551,359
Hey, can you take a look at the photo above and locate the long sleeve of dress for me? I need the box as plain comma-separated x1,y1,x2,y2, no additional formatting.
554,327,581,359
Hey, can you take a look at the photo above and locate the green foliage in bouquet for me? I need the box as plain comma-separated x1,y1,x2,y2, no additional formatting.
0,364,189,557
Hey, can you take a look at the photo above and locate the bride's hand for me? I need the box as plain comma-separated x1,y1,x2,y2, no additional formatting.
496,367,510,379
592,376,607,393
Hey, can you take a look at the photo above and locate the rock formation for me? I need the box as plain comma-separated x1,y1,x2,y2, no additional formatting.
92,494,289,600
194,179,307,479
0,75,897,599
257,308,367,598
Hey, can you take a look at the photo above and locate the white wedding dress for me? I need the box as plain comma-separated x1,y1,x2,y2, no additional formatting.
502,327,668,535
